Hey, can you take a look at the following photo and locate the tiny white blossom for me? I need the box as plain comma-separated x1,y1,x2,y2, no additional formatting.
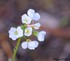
21,42,28,49
27,9,40,21
9,26,23,40
34,23,41,29
24,27,32,36
21,40,39,50
37,31,46,41
22,14,32,24
28,41,39,50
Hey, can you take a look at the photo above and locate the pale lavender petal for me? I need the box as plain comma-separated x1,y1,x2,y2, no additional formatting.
17,26,23,37
33,41,39,48
33,13,40,21
21,42,28,49
9,27,16,34
27,9,35,18
9,33,17,40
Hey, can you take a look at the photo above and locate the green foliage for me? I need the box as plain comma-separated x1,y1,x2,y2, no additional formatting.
21,25,27,30
33,31,38,37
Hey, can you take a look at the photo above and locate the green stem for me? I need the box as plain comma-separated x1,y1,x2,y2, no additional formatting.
23,36,27,40
12,38,21,61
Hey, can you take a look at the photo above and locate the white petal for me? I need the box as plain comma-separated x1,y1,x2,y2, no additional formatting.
27,27,32,32
9,27,16,34
28,41,38,50
28,41,35,50
33,41,39,48
22,14,27,20
28,41,35,47
21,42,28,49
9,33,17,40
34,23,41,29
27,9,35,18
38,35,44,41
37,31,46,41
28,46,35,50
33,13,40,21
41,31,46,36
22,14,32,24
24,27,32,36
17,26,23,37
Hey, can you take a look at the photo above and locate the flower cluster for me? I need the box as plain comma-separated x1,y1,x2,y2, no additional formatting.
8,9,46,50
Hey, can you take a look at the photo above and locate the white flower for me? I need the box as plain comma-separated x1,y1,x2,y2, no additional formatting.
34,23,41,29
28,41,39,50
21,40,39,50
9,26,23,40
27,9,40,21
22,14,32,24
24,27,32,36
37,31,46,41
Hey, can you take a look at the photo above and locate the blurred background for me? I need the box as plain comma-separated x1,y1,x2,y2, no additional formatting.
0,0,70,61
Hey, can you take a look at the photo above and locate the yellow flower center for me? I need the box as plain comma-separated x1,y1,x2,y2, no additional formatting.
26,30,30,34
14,31,18,35
25,19,28,22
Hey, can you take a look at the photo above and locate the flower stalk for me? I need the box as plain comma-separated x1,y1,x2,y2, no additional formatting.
12,38,21,61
